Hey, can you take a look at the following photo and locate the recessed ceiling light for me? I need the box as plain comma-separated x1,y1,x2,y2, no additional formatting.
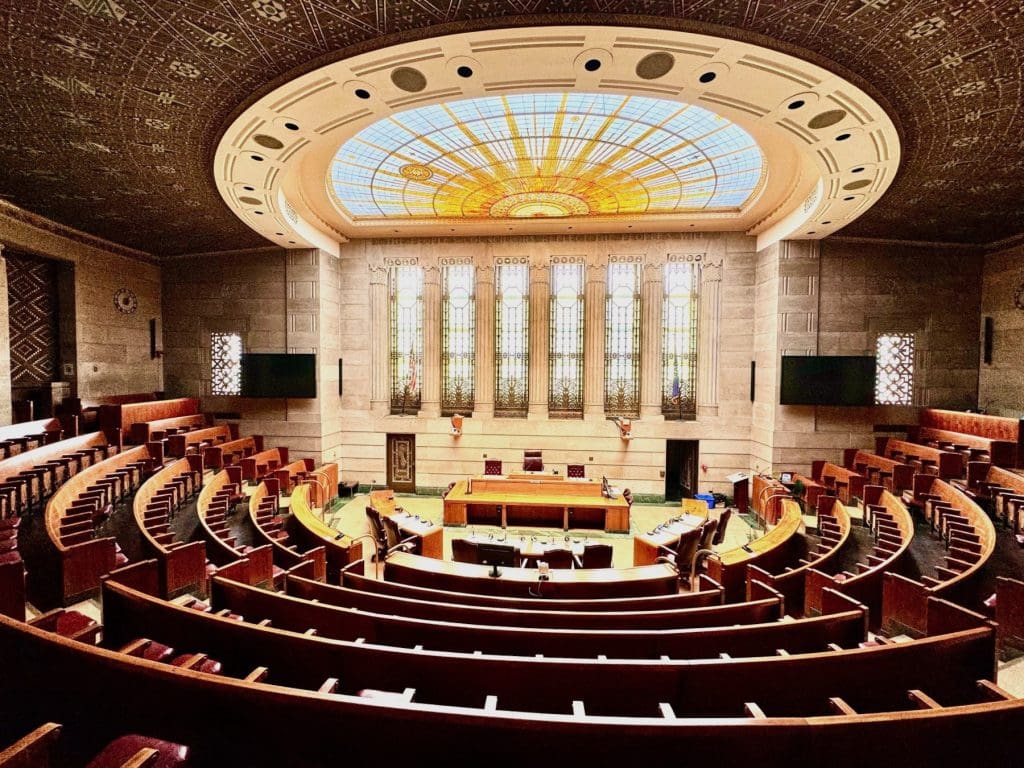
788,99,805,110
254,210,263,215
275,232,284,236
822,221,831,225
699,71,716,83
584,59,601,72
243,185,255,191
836,133,851,141
851,166,865,173
355,88,371,100
843,196,855,201
284,122,300,131
250,154,264,162
457,65,473,78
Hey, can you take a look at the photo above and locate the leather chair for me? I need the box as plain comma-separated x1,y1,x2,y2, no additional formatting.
574,543,613,569
364,506,389,562
522,450,544,472
484,459,503,476
538,548,574,569
383,515,419,555
712,507,732,546
657,526,702,589
566,464,585,478
451,537,479,564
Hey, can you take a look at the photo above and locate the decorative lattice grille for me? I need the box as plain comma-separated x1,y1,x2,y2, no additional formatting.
495,263,529,417
441,264,475,415
875,333,915,405
548,262,584,417
662,262,699,419
389,265,423,414
210,332,242,396
604,262,641,417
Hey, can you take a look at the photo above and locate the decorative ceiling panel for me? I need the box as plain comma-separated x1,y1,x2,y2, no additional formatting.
330,92,764,220
0,1,1022,255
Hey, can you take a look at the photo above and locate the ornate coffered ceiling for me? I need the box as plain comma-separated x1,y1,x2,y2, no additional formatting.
1,1,1021,256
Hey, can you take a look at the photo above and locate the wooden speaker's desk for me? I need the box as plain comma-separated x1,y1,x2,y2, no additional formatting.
368,490,443,559
443,477,629,532
384,551,678,599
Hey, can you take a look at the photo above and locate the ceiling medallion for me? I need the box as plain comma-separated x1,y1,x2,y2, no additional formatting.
1014,282,1024,310
489,192,590,218
113,287,138,315
400,163,433,181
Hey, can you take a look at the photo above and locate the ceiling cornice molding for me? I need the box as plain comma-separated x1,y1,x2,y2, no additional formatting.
824,234,985,253
0,199,156,264
161,244,284,262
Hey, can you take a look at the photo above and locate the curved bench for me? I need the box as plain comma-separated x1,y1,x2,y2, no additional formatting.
43,444,155,604
212,574,865,659
285,483,361,583
249,479,326,581
805,490,913,626
706,498,805,602
0,580,1011,766
132,457,207,598
0,431,111,516
883,478,997,634
747,497,852,616
196,468,275,588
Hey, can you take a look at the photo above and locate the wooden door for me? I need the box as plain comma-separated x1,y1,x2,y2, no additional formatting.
665,439,699,501
386,434,416,493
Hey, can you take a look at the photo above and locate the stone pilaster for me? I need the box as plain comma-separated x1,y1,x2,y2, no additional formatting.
419,259,441,417
527,258,550,419
639,257,665,420
473,261,495,417
697,257,724,416
583,257,607,420
368,253,390,416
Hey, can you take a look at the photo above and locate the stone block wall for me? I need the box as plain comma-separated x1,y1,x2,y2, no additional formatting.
979,243,1024,416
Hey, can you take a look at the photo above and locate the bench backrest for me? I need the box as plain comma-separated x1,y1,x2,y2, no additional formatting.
882,438,963,479
100,398,199,443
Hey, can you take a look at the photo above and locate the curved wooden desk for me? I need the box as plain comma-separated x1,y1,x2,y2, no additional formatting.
368,490,443,558
632,499,710,566
705,499,805,603
286,484,361,583
443,477,629,532
383,551,678,599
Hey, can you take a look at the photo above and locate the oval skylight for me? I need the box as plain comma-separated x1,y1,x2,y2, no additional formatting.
329,92,764,220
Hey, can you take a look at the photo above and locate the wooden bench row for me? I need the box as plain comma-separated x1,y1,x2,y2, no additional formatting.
805,488,914,627
842,449,915,494
747,496,853,616
877,437,963,480
884,477,997,635
248,475,327,581
0,432,112,517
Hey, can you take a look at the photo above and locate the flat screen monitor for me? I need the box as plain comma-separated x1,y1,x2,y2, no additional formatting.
476,543,518,568
240,353,317,398
779,355,876,406
779,472,793,484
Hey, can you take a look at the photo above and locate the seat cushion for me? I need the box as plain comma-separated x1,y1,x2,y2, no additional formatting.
85,734,190,768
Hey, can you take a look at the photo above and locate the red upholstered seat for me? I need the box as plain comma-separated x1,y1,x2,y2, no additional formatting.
523,450,543,472
566,464,585,478
85,734,190,768
484,459,502,476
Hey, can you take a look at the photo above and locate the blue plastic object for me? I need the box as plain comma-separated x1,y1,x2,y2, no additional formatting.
694,493,715,509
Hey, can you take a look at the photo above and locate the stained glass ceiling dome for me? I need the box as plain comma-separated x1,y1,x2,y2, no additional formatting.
329,92,764,221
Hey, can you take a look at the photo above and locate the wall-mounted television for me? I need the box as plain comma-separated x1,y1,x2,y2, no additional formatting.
780,355,876,406
240,353,317,398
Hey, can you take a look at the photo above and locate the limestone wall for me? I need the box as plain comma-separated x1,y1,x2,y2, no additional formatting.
979,243,1024,416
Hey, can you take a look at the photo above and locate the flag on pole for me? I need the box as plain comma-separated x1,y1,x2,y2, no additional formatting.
670,354,681,405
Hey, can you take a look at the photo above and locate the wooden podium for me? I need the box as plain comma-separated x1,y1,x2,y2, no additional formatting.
726,472,750,516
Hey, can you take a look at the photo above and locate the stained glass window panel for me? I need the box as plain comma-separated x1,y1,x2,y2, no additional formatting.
495,263,529,417
442,264,475,415
548,262,584,417
210,332,242,396
389,265,423,414
605,262,641,417
875,333,914,405
662,263,699,419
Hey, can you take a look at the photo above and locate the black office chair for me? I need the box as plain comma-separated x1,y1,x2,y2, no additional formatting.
574,543,613,569
364,506,388,562
451,537,478,564
538,548,574,569
383,515,419,555
712,508,733,546
657,526,703,589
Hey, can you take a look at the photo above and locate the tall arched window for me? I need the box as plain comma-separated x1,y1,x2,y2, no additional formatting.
389,264,423,414
549,262,584,417
662,261,699,419
495,262,529,417
605,260,641,417
441,263,475,415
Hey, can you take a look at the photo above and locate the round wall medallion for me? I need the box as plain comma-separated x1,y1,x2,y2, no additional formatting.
1014,282,1024,310
114,287,138,315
